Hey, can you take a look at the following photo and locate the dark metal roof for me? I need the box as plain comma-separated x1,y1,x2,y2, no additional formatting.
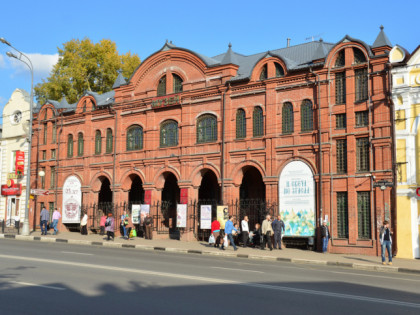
112,72,127,89
372,25,392,48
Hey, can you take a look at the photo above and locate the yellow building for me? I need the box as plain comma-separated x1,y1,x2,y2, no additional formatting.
390,45,420,259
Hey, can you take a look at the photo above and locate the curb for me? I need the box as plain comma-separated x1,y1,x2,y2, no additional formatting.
2,233,419,275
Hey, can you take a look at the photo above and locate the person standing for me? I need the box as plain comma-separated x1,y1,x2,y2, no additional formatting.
40,206,49,235
379,220,393,265
272,215,285,249
124,216,134,240
80,212,88,235
144,213,153,240
105,213,115,241
221,216,238,251
51,208,61,235
120,210,128,237
261,214,273,251
99,211,107,236
211,217,221,248
321,220,330,253
241,216,249,248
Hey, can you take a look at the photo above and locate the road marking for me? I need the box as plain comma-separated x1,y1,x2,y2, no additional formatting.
0,254,419,309
8,281,66,291
61,251,93,256
330,270,420,281
211,267,264,273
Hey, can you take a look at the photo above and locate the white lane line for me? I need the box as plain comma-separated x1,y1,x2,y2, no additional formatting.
330,270,420,282
61,251,93,256
211,266,264,273
8,281,66,291
0,254,419,309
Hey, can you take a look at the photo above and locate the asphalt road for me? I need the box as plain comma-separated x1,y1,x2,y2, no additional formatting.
0,239,419,314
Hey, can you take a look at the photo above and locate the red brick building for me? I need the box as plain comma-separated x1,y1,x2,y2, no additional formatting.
31,27,394,254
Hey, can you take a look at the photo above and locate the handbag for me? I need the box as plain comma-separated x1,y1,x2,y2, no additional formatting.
209,234,215,244
129,229,137,238
223,235,228,248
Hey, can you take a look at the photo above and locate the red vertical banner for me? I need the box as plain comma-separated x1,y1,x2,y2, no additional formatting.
15,151,25,176
180,188,188,204
144,190,152,205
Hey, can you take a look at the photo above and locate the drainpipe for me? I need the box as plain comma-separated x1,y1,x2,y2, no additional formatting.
110,105,118,205
220,84,229,204
55,111,63,210
309,67,323,227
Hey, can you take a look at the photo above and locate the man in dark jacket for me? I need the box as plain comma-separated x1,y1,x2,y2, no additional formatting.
272,215,285,249
144,213,153,240
321,220,330,253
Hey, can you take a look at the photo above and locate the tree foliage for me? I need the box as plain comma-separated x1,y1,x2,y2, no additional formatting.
34,38,140,104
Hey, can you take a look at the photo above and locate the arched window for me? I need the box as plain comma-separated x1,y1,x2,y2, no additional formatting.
173,74,183,93
275,63,284,77
197,114,217,143
301,100,313,132
253,106,264,137
126,125,143,151
335,50,345,67
160,120,178,147
282,102,294,134
106,128,113,153
77,133,84,156
259,64,267,80
353,48,366,64
157,75,166,96
67,134,73,158
236,109,246,139
95,130,102,155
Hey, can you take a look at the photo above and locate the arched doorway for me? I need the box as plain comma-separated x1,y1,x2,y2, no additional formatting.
98,177,112,212
128,175,144,205
197,170,220,241
161,172,180,236
239,166,266,230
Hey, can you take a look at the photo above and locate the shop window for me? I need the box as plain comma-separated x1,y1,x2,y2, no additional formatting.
126,125,143,151
236,109,246,139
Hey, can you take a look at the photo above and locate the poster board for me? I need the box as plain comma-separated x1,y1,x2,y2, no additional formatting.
132,204,141,224
140,204,150,223
177,204,187,228
62,175,82,224
200,205,212,229
217,205,228,229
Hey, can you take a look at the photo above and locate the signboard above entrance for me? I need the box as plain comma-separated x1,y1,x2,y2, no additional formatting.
151,94,180,109
1,184,22,196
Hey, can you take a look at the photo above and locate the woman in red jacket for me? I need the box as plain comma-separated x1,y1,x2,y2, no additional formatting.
211,218,221,248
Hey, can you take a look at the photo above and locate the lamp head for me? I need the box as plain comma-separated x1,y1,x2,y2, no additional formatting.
6,51,17,59
0,37,11,46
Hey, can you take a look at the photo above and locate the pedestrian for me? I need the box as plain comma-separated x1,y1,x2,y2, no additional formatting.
250,223,262,247
120,210,127,237
379,220,393,265
211,217,221,248
233,222,240,245
52,208,61,235
105,213,115,241
261,214,273,251
144,213,153,240
99,210,107,236
40,206,49,235
272,215,285,249
221,216,238,251
241,215,249,248
80,212,88,235
124,216,134,240
321,220,330,253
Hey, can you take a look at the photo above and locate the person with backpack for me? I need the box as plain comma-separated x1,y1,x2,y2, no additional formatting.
379,220,393,265
105,213,115,241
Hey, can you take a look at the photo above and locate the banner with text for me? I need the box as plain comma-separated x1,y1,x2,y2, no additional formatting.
177,204,187,228
62,175,81,224
200,205,212,229
132,204,141,224
217,205,228,229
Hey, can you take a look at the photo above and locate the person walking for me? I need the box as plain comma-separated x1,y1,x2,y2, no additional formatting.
379,220,393,265
321,220,330,253
99,211,107,236
221,216,238,251
80,212,88,235
51,208,61,235
211,217,221,248
272,215,285,249
144,213,153,240
241,216,249,248
40,206,49,235
105,213,115,241
261,214,273,251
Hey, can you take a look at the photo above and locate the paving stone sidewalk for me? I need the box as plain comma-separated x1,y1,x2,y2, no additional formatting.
2,231,419,275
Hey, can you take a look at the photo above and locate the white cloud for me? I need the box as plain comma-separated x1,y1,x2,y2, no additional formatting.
0,54,5,68
8,52,59,78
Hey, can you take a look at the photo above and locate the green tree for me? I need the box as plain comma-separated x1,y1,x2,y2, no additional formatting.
35,38,140,104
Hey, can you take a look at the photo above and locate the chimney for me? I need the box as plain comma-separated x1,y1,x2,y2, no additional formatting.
287,38,291,47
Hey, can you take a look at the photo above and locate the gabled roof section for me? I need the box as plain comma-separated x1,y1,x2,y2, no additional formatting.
85,90,115,107
372,25,392,48
220,43,239,65
311,39,330,61
112,72,127,89
332,35,373,57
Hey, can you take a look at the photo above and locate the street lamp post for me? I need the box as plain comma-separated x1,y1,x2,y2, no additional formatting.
1,37,34,236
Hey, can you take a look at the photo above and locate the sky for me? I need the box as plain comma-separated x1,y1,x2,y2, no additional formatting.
0,0,419,126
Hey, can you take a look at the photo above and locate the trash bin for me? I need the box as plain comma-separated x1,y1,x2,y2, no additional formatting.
15,220,20,228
